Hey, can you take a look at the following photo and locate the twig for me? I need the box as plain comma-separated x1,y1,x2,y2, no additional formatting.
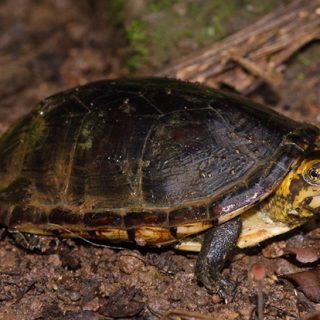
157,0,320,94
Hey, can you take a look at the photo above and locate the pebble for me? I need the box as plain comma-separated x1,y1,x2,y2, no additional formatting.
70,291,81,301
83,297,101,312
212,294,222,304
195,294,210,307
118,251,144,274
48,254,62,267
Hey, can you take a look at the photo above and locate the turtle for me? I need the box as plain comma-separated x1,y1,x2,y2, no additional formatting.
0,77,320,293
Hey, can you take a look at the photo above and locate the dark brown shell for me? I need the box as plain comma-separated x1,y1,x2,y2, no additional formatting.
0,78,318,245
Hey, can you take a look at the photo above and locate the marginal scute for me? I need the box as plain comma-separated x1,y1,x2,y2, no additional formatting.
124,211,167,228
83,211,123,227
49,208,81,225
10,206,47,226
134,226,175,245
169,206,208,225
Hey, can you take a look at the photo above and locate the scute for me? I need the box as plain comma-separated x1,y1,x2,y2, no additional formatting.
0,78,319,245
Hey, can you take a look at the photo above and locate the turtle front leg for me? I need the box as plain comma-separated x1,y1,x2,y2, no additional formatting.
195,216,242,296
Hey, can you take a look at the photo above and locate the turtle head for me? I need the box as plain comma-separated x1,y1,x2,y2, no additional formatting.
286,155,320,217
266,154,320,224
238,154,320,248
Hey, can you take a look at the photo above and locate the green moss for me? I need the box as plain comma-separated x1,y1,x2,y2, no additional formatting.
27,116,46,154
0,113,45,188
118,0,291,74
296,72,305,81
109,0,126,24
110,0,125,10
125,20,149,71
120,0,291,75
147,1,173,13
298,56,313,67
0,112,45,157
78,123,93,151
310,50,320,60
126,20,145,42
296,49,320,67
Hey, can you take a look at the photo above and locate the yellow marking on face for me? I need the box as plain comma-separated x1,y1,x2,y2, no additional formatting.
277,171,294,198
308,196,320,210
277,158,318,198
265,156,320,223
290,158,320,216
238,156,320,247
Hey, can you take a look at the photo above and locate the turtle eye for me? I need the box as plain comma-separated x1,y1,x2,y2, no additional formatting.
305,163,320,185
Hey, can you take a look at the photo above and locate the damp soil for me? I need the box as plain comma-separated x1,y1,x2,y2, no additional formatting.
0,1,320,319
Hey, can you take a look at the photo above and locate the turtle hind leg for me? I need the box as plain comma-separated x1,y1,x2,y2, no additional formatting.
9,231,60,254
195,216,242,297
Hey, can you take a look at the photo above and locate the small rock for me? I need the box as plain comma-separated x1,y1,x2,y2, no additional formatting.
0,251,16,269
65,310,100,320
212,308,239,320
148,296,171,315
83,297,101,312
274,258,300,276
40,303,64,319
60,252,81,271
262,241,286,258
99,286,144,318
170,285,183,301
212,294,222,304
48,254,62,268
238,304,255,320
118,250,144,274
70,291,81,302
30,300,43,314
195,292,210,306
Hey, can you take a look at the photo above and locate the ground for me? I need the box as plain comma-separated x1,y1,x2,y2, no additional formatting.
0,1,319,319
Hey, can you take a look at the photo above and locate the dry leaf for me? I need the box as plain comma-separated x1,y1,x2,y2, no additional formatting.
282,269,320,302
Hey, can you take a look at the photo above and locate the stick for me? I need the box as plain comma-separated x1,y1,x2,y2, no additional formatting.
157,0,320,94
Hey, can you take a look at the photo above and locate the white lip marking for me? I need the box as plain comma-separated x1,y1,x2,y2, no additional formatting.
309,196,320,209
288,209,299,216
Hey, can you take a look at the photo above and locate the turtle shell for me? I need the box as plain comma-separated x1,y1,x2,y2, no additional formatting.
0,78,318,246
